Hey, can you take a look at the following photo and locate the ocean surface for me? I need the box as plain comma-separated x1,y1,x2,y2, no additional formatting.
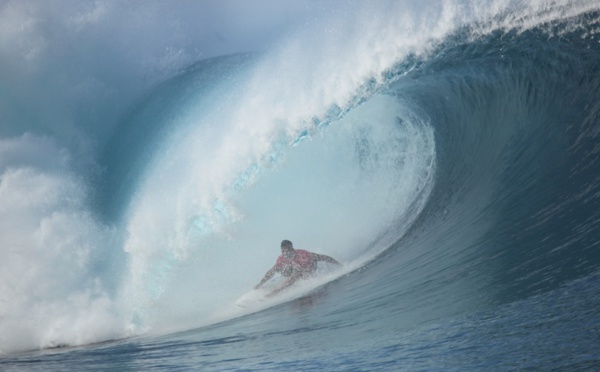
1,1,600,370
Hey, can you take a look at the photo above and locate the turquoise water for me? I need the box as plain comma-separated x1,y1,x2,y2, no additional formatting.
1,1,600,370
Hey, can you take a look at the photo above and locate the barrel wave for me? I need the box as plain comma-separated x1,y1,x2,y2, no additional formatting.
1,1,600,370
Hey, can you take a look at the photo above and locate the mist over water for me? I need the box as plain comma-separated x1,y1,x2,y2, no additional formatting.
1,0,599,357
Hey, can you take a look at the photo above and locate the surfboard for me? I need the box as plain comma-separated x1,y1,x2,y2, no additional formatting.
234,273,290,308
235,262,342,308
235,289,269,308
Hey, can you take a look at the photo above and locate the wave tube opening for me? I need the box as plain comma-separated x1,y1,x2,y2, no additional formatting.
118,83,437,333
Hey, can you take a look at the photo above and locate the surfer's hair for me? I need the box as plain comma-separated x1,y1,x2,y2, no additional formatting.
281,240,293,249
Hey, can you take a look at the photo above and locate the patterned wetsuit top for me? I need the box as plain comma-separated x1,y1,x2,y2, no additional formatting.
275,249,317,278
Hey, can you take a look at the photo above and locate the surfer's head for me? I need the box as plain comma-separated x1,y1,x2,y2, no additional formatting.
281,240,294,258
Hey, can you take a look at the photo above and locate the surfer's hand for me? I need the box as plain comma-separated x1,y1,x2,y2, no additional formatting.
265,290,277,298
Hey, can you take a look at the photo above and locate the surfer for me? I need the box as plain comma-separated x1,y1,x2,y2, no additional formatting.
254,240,341,297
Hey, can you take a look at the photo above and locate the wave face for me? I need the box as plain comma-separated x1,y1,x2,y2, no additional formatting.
1,1,600,369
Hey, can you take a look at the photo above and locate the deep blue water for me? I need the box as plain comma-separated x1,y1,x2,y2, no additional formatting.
1,1,600,370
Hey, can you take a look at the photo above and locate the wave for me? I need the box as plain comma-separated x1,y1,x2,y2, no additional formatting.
1,0,599,355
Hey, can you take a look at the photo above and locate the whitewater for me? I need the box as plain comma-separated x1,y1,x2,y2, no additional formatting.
1,0,600,370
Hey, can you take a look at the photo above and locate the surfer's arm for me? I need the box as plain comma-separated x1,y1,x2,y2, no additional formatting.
255,266,277,289
311,253,341,266
266,271,302,298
